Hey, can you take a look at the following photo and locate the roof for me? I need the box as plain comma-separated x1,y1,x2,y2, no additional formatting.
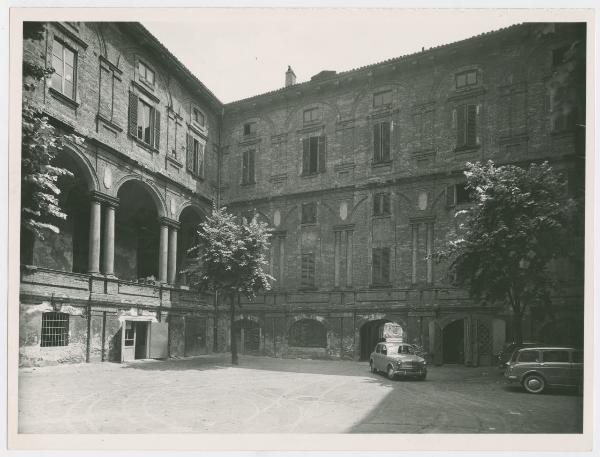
225,22,527,107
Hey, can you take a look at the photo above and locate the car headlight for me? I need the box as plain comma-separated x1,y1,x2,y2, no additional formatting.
395,361,402,368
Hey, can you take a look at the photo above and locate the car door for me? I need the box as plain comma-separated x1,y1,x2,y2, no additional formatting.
570,350,583,386
373,343,381,369
541,349,571,386
378,344,388,371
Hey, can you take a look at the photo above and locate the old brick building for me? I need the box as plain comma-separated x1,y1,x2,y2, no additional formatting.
18,22,585,367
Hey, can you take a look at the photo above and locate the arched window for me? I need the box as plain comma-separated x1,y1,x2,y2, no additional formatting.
289,319,326,348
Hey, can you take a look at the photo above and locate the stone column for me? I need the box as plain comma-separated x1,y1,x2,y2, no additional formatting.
103,203,116,276
159,222,169,283
167,226,178,284
88,198,101,274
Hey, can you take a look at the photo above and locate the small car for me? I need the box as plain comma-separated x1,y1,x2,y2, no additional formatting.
370,342,427,380
496,341,542,368
504,346,583,394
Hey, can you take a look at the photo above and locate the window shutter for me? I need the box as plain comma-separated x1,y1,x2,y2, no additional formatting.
467,104,477,146
153,109,161,149
128,92,138,137
383,193,390,214
373,123,381,162
318,135,326,173
382,248,390,283
372,249,381,284
249,150,255,183
446,185,456,207
242,150,248,184
456,105,466,147
199,143,205,178
381,122,391,161
186,134,194,172
302,138,309,175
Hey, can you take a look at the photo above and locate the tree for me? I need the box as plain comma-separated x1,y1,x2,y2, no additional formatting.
185,207,274,364
436,161,577,344
21,22,79,262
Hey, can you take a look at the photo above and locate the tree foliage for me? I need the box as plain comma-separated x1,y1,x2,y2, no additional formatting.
436,161,578,343
21,22,79,241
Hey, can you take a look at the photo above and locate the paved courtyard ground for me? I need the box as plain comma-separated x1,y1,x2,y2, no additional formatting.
18,354,583,434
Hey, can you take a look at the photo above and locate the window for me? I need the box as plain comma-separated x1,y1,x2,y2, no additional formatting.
455,70,478,89
242,149,256,185
138,60,155,86
455,104,478,149
186,134,205,178
124,321,135,347
193,108,206,127
301,253,316,288
517,350,540,363
301,202,317,224
289,319,326,347
543,350,569,363
50,40,76,99
303,107,321,125
40,312,69,347
373,192,391,216
301,135,326,175
128,93,161,149
372,247,390,286
373,121,391,163
446,183,475,207
373,90,392,108
243,122,256,136
241,210,255,224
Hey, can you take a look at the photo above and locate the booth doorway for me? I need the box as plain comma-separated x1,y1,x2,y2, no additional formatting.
121,321,149,362
442,319,465,364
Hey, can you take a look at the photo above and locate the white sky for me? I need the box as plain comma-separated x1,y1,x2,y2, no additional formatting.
144,9,525,104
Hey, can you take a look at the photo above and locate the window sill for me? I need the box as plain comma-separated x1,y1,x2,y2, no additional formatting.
131,135,159,153
371,160,392,168
300,172,321,178
166,154,183,168
372,214,391,219
240,181,257,187
188,172,205,181
454,145,480,154
138,78,155,92
48,87,79,109
370,283,392,289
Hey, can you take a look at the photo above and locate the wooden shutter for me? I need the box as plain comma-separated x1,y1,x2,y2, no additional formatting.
373,123,381,162
383,193,390,215
318,135,326,173
153,109,161,149
199,143,205,178
466,104,477,146
382,248,390,284
372,248,381,284
186,134,194,172
302,138,309,175
128,92,138,137
381,122,391,161
249,149,255,183
242,150,248,184
456,105,466,148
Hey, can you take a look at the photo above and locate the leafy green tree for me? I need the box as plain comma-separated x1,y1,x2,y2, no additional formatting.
436,161,578,344
21,22,79,262
185,207,273,364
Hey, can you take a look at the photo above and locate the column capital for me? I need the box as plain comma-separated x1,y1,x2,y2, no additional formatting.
158,216,181,230
91,191,119,208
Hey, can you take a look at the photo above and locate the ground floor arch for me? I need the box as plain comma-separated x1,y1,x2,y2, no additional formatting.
442,318,465,364
233,318,261,354
359,319,391,361
288,318,327,348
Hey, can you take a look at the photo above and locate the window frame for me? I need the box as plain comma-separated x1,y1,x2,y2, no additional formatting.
241,149,256,185
50,38,77,100
373,192,391,216
243,121,257,137
301,202,317,225
373,121,392,164
372,246,391,287
192,107,206,128
301,135,326,176
455,69,478,89
300,252,316,289
454,103,478,150
303,107,322,125
186,133,206,179
138,59,156,87
373,90,393,108
40,312,70,347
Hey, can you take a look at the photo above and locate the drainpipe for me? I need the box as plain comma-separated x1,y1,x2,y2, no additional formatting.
213,105,225,352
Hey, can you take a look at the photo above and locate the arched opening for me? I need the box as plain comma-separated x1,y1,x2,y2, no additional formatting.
115,180,160,281
29,151,91,272
233,319,261,354
359,319,391,361
442,319,465,364
539,318,583,348
288,319,326,348
177,206,204,286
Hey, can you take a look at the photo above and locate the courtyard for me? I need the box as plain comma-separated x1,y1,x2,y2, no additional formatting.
18,355,583,434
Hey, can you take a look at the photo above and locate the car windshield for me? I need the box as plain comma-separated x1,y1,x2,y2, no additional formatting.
390,345,414,355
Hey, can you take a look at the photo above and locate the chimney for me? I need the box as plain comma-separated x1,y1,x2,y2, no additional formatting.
285,65,296,87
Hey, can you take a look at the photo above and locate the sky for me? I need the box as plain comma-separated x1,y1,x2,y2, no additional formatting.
144,9,524,103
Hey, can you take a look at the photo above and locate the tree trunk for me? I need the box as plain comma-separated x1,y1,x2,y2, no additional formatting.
230,293,238,365
512,311,524,345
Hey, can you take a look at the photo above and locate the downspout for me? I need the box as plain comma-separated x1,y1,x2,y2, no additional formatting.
213,105,224,352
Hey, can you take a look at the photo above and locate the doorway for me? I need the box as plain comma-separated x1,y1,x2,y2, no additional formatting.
442,319,465,364
233,319,261,354
121,320,149,362
359,319,390,361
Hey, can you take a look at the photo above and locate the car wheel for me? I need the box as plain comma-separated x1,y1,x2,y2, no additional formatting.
370,360,376,374
522,374,545,394
387,365,395,380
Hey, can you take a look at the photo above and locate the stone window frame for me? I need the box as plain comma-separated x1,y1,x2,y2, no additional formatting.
128,89,162,151
372,120,392,164
303,106,322,126
241,148,256,186
373,191,391,217
455,69,478,90
136,58,156,90
373,89,393,109
186,131,206,179
243,121,257,137
191,104,207,132
371,246,391,287
300,201,318,225
300,252,317,290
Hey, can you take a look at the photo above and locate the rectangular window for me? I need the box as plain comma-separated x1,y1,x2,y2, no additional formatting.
446,183,474,206
373,90,392,108
373,121,391,163
138,60,155,85
303,107,321,125
124,321,135,347
302,135,326,175
128,93,161,149
193,108,205,127
372,247,391,286
301,253,315,288
243,122,256,136
40,312,69,347
137,99,153,144
51,40,76,99
301,202,317,224
456,70,478,89
242,149,256,185
186,134,205,178
455,104,477,149
373,192,391,216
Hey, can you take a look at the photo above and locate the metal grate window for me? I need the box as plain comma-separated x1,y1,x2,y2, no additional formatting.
40,312,69,347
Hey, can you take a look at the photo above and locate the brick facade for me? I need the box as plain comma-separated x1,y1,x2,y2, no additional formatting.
19,22,585,367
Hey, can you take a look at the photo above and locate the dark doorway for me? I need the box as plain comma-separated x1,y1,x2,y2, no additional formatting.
443,319,465,364
134,322,148,359
234,319,261,354
184,317,207,356
359,319,390,361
